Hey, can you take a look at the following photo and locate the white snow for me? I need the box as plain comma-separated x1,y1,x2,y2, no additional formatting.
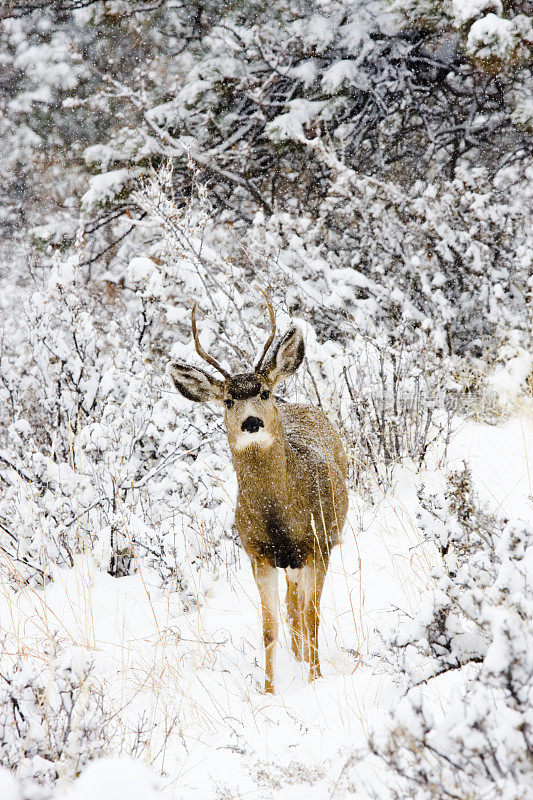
81,169,133,210
2,412,532,797
486,348,533,409
62,759,162,800
129,256,158,283
466,13,517,59
0,769,18,800
321,60,369,93
451,0,503,27
266,100,327,143
288,60,318,88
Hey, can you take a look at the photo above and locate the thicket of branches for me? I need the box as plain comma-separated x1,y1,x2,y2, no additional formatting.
1,1,530,356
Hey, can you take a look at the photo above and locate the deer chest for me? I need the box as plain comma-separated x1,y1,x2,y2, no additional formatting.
256,507,309,569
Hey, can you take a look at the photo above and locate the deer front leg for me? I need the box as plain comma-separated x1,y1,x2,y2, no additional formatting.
252,558,279,694
302,561,327,682
286,567,308,662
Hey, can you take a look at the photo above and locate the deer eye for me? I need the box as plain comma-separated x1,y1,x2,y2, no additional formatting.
260,390,270,400
224,398,234,409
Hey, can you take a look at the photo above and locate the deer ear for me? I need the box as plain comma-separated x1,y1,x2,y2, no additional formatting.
262,326,305,387
167,362,224,403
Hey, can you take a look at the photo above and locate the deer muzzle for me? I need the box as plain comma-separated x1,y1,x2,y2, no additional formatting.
241,416,264,434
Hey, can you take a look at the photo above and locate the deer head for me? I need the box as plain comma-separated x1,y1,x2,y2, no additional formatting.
167,297,305,454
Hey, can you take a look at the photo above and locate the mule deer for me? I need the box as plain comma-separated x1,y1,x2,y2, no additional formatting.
167,297,348,693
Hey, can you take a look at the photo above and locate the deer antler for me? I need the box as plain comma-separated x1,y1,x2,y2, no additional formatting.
255,289,276,372
191,303,231,379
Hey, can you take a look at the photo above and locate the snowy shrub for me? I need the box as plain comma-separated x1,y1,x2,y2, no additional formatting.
373,465,533,799
342,334,454,488
394,0,532,69
247,151,531,360
0,195,233,597
0,644,110,799
3,0,527,265
1,2,530,399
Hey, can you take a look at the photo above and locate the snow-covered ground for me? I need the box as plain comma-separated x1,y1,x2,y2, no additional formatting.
2,414,532,799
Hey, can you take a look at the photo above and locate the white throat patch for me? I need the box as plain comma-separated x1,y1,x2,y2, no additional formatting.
233,429,274,451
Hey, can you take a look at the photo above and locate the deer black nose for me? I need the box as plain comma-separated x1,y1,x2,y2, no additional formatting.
242,416,264,434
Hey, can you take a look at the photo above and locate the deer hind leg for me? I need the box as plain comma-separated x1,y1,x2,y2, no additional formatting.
285,568,308,662
301,561,327,682
252,558,279,694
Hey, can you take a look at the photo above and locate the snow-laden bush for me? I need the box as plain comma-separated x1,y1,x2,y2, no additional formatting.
342,335,454,488
0,191,234,598
0,643,110,800
246,149,531,361
393,0,532,69
373,465,533,799
3,0,527,272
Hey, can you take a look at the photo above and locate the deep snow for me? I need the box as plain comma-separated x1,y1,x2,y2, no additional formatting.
1,414,532,799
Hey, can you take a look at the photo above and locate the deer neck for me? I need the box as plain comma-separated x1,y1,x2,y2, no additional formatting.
230,425,290,506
